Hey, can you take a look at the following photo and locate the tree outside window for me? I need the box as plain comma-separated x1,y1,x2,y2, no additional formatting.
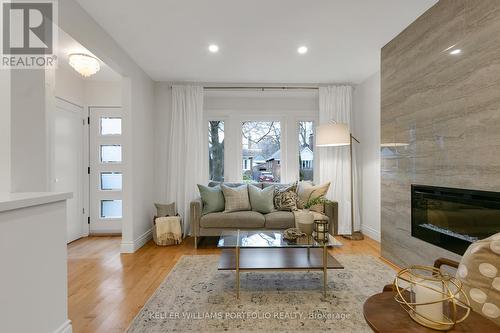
299,121,314,181
242,121,281,183
208,121,224,182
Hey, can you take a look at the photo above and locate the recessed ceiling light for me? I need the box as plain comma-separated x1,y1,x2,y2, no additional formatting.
208,44,219,53
449,49,461,55
297,46,308,54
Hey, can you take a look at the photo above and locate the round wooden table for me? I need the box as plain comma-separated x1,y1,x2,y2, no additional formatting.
363,292,499,333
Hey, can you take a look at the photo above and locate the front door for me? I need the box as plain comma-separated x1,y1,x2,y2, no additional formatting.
89,107,123,234
52,98,86,242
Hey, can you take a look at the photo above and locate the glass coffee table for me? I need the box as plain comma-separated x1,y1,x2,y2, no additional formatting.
217,230,343,298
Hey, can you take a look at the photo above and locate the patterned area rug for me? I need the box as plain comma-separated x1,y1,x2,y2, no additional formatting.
127,254,395,332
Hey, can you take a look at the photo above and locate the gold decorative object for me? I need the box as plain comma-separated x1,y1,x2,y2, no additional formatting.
393,265,471,331
313,220,328,242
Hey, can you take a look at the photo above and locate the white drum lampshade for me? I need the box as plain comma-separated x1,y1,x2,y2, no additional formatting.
316,123,350,147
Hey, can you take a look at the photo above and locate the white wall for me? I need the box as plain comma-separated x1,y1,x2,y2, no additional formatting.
10,69,50,192
59,0,155,252
85,80,122,106
0,195,71,333
0,69,10,192
55,66,85,106
353,71,381,241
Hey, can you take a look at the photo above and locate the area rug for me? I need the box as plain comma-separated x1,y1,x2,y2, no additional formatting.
127,254,395,332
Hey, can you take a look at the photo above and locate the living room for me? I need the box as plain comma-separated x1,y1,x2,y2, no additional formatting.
1,0,499,332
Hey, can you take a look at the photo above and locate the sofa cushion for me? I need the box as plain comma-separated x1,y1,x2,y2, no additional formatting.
200,211,265,229
264,211,295,229
248,184,275,214
154,202,176,217
456,232,500,324
197,184,225,215
273,182,298,211
221,184,251,212
297,181,330,213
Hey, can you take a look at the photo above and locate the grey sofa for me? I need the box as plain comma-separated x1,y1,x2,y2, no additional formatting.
190,182,338,248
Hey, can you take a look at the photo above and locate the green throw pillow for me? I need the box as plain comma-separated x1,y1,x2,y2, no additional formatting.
248,184,275,214
154,202,176,217
197,184,225,215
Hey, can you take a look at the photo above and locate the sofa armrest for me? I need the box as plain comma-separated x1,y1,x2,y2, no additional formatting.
190,198,202,238
324,201,339,235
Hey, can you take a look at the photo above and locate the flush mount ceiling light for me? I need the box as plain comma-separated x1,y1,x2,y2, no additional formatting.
449,49,461,55
297,46,308,54
68,53,100,77
208,44,219,53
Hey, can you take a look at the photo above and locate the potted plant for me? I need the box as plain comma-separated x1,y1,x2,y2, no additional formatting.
303,196,331,210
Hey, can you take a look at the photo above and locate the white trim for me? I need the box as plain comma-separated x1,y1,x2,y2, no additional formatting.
361,224,380,242
120,228,152,253
53,320,73,333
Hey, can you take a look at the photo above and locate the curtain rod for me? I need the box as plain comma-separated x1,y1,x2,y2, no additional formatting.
202,86,319,91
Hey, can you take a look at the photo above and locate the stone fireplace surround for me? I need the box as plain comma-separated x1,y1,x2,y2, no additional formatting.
381,0,500,268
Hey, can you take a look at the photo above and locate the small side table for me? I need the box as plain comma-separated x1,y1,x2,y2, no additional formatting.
363,291,498,333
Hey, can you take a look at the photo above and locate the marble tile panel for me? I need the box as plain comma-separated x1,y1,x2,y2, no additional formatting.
381,0,500,268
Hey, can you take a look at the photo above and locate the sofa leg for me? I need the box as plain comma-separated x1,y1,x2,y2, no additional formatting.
194,236,198,249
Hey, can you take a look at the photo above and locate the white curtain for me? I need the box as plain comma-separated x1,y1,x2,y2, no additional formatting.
166,85,205,235
318,86,361,235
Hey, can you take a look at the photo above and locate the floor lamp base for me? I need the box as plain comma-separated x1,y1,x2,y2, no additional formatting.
342,231,364,241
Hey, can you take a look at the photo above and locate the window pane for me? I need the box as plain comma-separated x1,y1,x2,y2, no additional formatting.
299,121,314,181
242,121,281,183
100,200,122,219
101,117,122,135
208,121,224,182
101,172,122,190
100,145,122,163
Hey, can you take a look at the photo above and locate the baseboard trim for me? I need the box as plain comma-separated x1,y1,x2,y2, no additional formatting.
361,224,380,242
53,320,72,333
121,228,152,253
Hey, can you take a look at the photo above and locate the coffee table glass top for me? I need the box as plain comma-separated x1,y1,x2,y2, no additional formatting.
217,230,343,248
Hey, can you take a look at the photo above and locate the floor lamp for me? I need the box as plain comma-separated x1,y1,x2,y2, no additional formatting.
316,122,364,240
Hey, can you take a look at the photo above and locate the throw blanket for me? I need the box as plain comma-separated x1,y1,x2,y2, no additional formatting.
155,216,182,244
293,209,328,228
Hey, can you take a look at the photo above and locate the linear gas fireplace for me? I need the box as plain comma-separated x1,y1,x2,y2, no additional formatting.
411,185,500,255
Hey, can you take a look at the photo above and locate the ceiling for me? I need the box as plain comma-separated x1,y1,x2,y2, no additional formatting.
57,28,121,81
76,0,437,84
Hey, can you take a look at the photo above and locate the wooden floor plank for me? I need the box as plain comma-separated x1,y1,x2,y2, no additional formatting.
68,235,393,332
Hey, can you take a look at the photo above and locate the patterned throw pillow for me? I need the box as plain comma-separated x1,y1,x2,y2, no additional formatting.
273,182,298,211
297,181,331,213
221,184,251,213
456,232,500,324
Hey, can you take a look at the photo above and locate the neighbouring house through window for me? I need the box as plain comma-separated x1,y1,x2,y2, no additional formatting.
299,121,314,181
208,121,224,182
242,121,281,183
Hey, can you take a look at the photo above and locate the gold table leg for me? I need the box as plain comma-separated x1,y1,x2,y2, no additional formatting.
323,244,327,298
236,246,240,299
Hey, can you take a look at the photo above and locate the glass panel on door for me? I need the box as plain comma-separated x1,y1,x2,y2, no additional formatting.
90,107,123,234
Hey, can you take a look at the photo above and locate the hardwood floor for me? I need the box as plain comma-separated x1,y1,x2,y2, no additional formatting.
68,235,396,333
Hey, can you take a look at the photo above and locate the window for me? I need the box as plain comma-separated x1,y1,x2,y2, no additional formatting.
100,117,122,135
100,172,122,190
100,200,122,219
208,121,224,181
299,121,314,181
100,145,122,163
242,121,281,183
